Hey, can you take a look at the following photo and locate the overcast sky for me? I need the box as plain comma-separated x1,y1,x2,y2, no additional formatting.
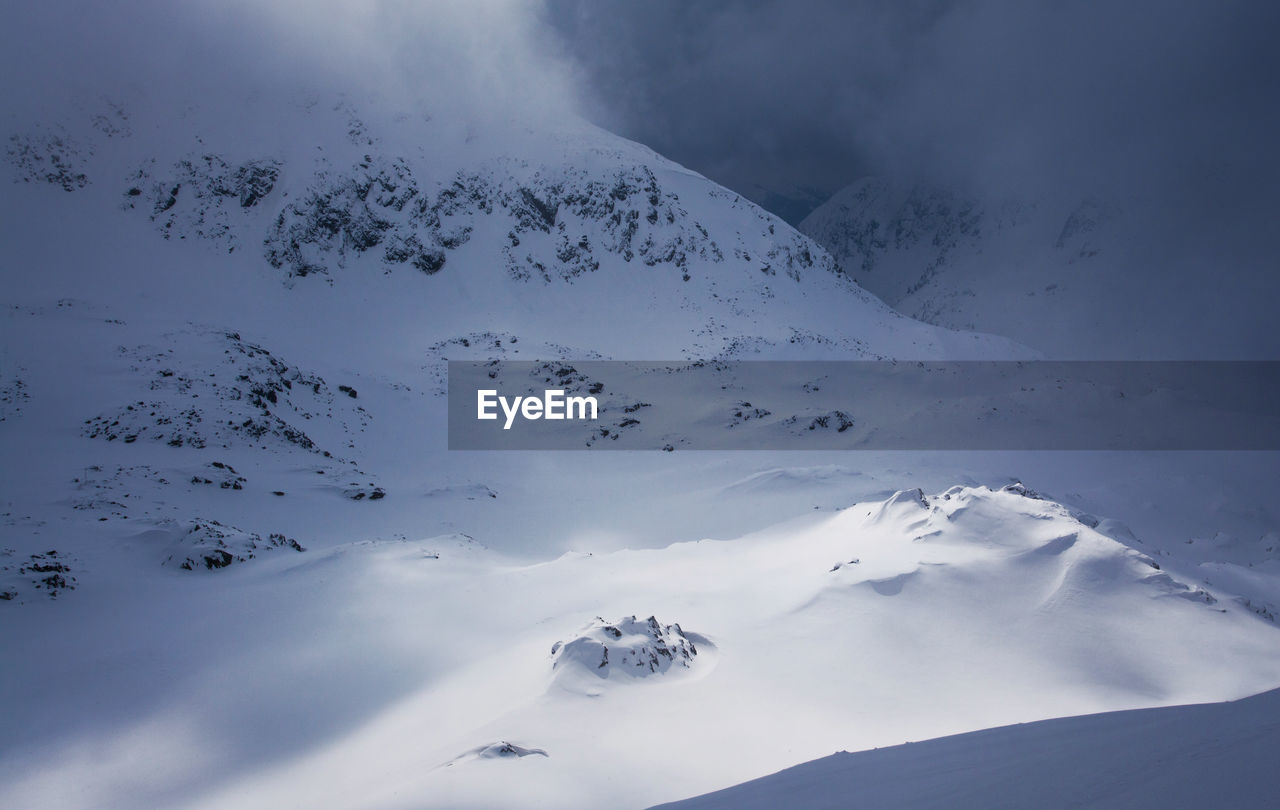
547,0,1280,223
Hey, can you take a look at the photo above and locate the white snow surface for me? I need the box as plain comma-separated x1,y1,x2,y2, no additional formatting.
651,685,1280,809
2,91,1279,809
6,483,1279,810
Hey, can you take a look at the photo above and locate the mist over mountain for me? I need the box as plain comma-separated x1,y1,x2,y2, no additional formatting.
798,177,1278,358
2,3,1278,809
551,0,1280,357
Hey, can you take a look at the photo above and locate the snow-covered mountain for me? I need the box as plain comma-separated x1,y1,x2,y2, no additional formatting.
0,90,1039,581
7,95,1025,361
3,90,1280,810
797,179,1110,353
0,90,1038,602
797,178,1258,358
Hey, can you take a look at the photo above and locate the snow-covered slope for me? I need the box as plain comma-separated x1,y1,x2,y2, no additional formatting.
652,685,1280,810
0,91,1040,581
0,91,1031,594
798,178,1261,358
797,179,1111,354
4,484,1278,809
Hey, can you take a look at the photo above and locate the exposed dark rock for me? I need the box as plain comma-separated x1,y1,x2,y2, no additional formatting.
6,131,90,191
167,519,305,572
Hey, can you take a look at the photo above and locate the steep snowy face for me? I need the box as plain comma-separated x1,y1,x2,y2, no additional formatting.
5,94,1027,363
121,130,824,287
797,178,1149,357
799,179,990,297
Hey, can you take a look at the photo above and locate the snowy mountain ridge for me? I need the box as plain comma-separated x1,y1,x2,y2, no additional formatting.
13,94,832,286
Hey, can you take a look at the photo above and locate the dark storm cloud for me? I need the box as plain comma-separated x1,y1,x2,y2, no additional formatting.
547,0,1280,224
546,0,949,215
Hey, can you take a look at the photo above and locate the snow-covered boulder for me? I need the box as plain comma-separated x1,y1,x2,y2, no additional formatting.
551,615,700,682
442,741,549,770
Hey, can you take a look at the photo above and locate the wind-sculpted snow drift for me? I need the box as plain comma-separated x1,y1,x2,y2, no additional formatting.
443,740,549,769
652,686,1280,810
5,483,1276,809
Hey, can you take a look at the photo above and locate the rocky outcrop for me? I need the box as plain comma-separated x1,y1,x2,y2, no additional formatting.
164,519,304,571
551,615,699,680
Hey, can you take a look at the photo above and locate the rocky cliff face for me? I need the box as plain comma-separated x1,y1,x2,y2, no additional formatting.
14,97,836,291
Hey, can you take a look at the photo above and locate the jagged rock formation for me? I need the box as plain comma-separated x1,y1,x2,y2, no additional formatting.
124,147,833,286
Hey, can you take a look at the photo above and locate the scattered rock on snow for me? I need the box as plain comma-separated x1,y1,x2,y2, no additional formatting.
0,548,78,602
